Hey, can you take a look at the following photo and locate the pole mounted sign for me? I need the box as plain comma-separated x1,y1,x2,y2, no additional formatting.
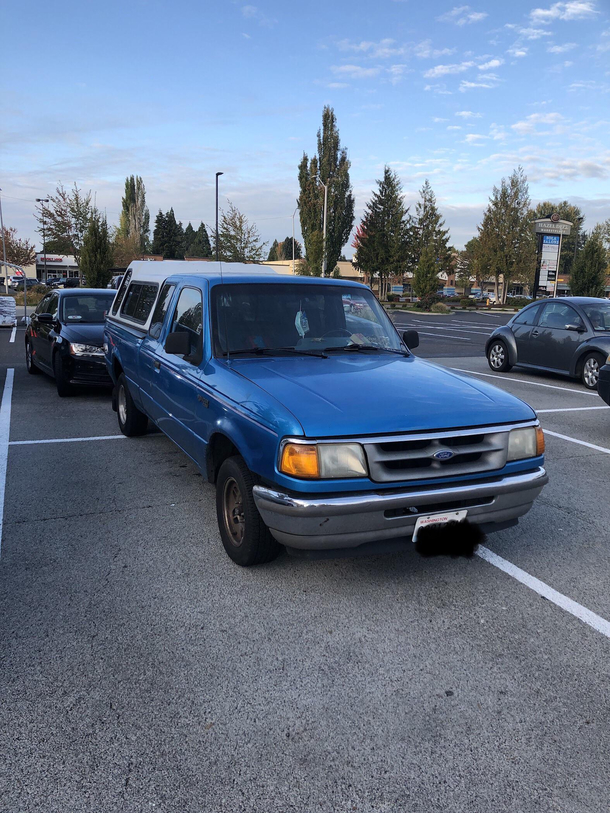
531,214,572,299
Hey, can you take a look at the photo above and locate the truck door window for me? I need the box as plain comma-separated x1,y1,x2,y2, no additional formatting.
149,283,175,339
169,287,203,364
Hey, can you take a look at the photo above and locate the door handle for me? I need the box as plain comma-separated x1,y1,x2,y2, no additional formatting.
532,330,539,337
154,360,161,370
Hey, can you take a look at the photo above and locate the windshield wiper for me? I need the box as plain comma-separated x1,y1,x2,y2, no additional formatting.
323,344,409,356
223,346,328,358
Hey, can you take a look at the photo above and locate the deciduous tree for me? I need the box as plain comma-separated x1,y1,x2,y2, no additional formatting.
1,227,36,267
118,175,150,252
298,106,354,275
34,183,92,265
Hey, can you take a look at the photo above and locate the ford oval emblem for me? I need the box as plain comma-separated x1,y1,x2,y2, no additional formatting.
434,449,455,461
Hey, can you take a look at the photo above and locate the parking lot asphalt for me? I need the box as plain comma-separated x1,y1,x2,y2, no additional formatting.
1,322,610,813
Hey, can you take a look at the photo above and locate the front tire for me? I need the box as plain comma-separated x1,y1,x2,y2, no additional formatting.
581,352,604,390
487,339,512,372
53,353,72,397
116,373,148,436
25,340,40,375
216,456,280,566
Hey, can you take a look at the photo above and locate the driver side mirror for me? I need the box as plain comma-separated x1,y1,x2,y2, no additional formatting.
565,323,585,333
37,313,56,325
403,330,419,350
164,331,191,356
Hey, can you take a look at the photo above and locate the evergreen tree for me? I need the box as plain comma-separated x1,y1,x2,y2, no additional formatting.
151,210,166,255
183,223,196,256
163,209,184,260
268,239,279,261
217,201,266,262
570,233,607,297
352,166,413,299
414,180,450,275
298,106,354,275
118,175,150,252
280,236,302,260
478,167,536,302
80,212,114,287
186,222,212,258
412,244,440,298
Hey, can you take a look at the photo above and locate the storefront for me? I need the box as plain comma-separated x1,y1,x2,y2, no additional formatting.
35,254,79,282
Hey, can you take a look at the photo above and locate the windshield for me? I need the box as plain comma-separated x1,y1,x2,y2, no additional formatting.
61,294,115,324
581,302,610,331
212,283,403,356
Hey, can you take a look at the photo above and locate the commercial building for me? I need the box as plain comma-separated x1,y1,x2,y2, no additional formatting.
35,254,79,283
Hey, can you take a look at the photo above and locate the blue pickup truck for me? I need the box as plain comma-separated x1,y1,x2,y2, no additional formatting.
105,261,548,566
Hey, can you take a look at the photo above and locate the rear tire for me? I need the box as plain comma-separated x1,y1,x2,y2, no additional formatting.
25,340,40,375
581,352,604,390
216,456,280,566
487,339,512,373
53,353,72,397
116,373,148,436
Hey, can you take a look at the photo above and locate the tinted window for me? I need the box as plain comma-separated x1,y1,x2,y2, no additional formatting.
47,295,59,317
169,287,203,362
149,283,175,339
36,295,51,314
121,283,159,324
581,302,610,331
61,294,115,324
512,305,541,326
539,302,583,330
112,269,132,315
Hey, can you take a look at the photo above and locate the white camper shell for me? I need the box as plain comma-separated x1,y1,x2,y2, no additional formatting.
108,261,278,333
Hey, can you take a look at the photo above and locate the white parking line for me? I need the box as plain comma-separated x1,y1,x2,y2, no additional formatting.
0,369,14,556
543,429,610,455
476,546,610,639
9,327,16,343
9,434,128,446
537,406,609,414
399,323,491,336
451,368,599,396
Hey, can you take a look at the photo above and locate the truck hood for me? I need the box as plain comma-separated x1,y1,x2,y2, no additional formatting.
231,354,535,438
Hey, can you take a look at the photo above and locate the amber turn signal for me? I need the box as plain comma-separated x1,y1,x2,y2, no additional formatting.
536,426,545,456
280,443,320,478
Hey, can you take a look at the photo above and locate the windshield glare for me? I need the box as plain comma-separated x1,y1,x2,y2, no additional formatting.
582,302,610,331
61,294,115,324
212,283,403,356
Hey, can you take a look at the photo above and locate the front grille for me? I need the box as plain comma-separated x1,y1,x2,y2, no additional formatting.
364,428,509,484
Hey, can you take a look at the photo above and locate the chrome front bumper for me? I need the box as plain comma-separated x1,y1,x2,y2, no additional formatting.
253,468,548,550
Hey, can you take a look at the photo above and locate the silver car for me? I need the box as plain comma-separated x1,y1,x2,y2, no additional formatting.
486,297,610,389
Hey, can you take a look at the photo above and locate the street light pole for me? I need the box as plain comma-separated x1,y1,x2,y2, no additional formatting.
317,178,328,277
215,172,224,262
0,188,8,294
36,198,49,283
292,201,299,275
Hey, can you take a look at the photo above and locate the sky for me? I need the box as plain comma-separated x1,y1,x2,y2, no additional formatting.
2,0,610,254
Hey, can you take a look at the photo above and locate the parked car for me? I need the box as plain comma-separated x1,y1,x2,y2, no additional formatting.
25,288,116,396
486,297,610,389
105,261,548,567
598,357,610,406
46,277,65,289
13,277,44,290
64,277,80,288
107,274,124,290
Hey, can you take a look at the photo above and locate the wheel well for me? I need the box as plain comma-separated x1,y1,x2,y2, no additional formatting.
206,434,239,483
112,358,124,381
575,349,604,377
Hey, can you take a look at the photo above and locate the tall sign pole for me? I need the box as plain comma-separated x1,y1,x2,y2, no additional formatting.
0,189,8,295
531,214,572,300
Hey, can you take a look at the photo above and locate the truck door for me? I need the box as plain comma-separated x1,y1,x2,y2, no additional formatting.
139,282,177,424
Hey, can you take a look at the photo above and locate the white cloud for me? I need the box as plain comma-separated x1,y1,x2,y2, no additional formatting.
331,64,380,78
336,38,406,59
414,40,456,58
507,47,529,57
447,125,462,130
437,6,488,26
547,42,577,52
424,83,453,94
424,61,474,78
241,4,276,27
455,110,482,118
463,133,489,143
459,80,494,91
327,82,349,88
506,25,552,39
478,58,504,70
530,1,598,25
511,112,564,133
433,117,449,122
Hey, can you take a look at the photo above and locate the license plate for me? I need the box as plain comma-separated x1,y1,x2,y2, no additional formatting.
413,510,468,542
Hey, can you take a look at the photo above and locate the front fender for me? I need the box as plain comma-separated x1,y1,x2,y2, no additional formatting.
570,339,610,377
486,328,518,366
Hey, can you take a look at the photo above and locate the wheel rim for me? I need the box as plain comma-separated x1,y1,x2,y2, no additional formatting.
489,343,505,369
583,357,600,388
118,385,128,425
222,477,245,546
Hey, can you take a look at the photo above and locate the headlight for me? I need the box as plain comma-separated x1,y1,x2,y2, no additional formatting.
279,441,368,479
69,343,104,356
507,426,544,461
